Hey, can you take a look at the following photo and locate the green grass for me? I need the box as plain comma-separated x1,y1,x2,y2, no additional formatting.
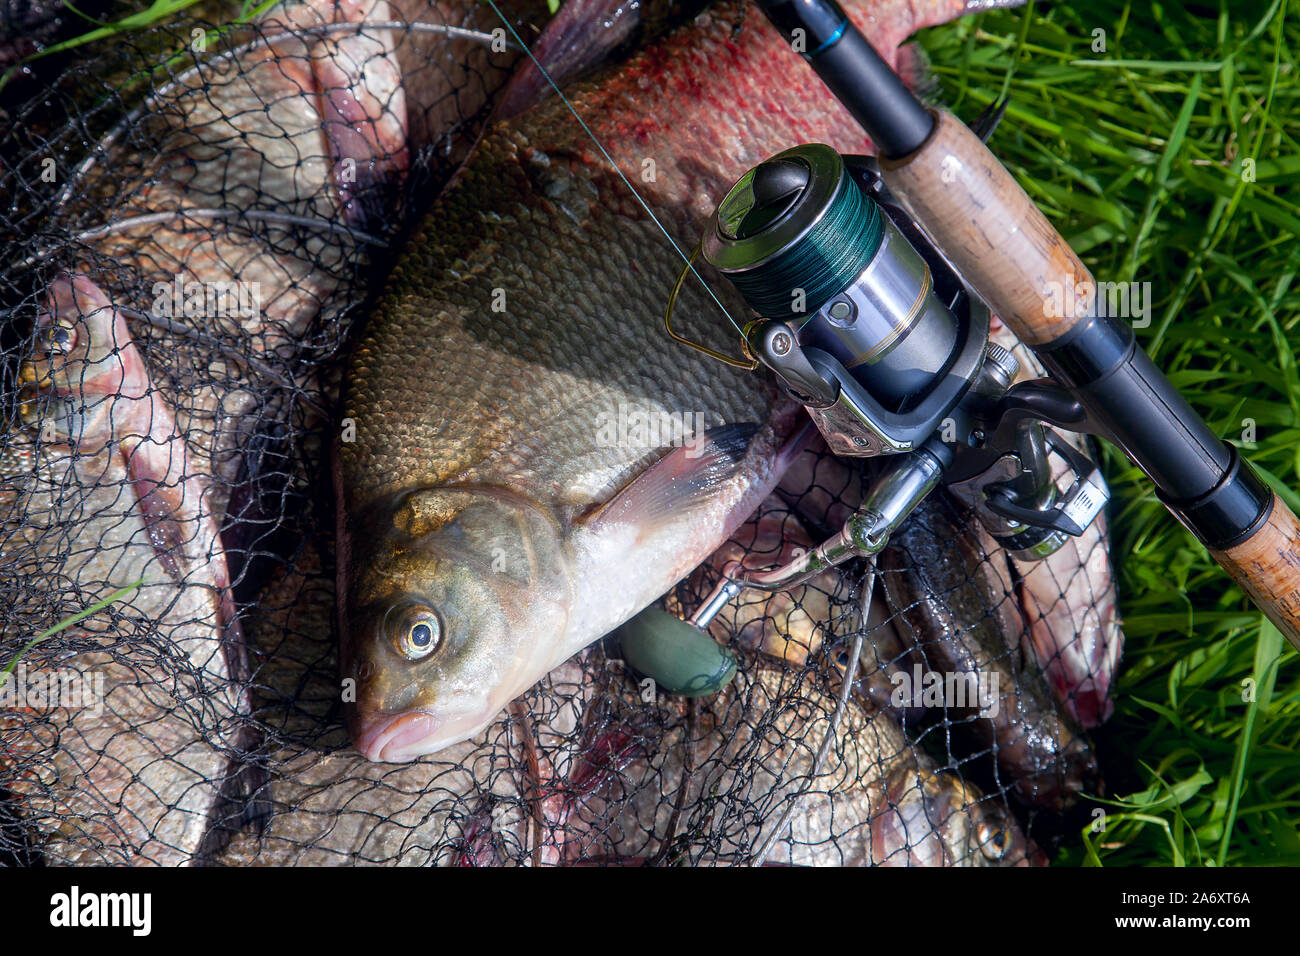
919,0,1300,866
0,581,142,682
0,0,282,92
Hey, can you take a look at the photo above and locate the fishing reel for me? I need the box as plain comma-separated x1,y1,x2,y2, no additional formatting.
670,143,1109,605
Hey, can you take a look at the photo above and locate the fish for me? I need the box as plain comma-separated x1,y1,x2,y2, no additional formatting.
576,650,1037,866
1,274,249,865
5,0,557,577
878,489,1098,810
335,0,1016,761
0,0,549,862
989,322,1124,728
777,415,1106,807
17,0,545,520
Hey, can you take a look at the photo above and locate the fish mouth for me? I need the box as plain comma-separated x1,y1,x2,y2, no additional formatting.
352,710,444,762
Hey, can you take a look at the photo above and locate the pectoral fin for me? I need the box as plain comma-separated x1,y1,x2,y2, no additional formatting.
585,424,759,532
309,0,410,227
125,447,188,583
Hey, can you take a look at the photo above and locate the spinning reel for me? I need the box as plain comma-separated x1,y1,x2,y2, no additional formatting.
669,143,1108,619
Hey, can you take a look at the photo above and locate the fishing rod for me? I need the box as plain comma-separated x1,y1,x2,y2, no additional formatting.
641,0,1300,656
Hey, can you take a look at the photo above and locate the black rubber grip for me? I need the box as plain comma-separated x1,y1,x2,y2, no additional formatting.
1161,445,1274,550
1039,311,1232,502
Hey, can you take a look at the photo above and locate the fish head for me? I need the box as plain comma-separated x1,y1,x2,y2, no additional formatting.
951,782,1037,866
1006,711,1099,811
20,274,143,446
872,770,1033,866
340,486,572,761
26,275,133,392
922,775,1042,866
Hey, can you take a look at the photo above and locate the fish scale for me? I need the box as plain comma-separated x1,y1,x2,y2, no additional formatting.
337,0,1000,760
339,0,879,506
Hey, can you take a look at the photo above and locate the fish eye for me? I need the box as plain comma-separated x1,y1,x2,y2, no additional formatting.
387,603,443,661
48,321,76,354
976,819,1009,860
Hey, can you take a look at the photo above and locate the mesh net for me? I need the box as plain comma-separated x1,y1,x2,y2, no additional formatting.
0,2,1121,866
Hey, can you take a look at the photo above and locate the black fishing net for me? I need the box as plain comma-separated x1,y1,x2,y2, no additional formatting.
0,1,1120,866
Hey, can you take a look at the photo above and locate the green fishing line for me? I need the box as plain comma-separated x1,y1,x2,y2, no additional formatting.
727,170,884,319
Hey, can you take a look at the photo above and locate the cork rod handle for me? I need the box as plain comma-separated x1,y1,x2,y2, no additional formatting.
880,109,1094,345
1211,493,1300,654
